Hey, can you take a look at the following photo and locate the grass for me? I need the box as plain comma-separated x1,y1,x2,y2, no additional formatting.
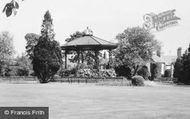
0,81,190,119
97,79,132,86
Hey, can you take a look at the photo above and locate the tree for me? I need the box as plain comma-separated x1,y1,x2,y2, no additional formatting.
2,0,24,17
25,33,40,60
0,31,14,76
113,27,161,78
32,10,62,83
173,45,190,84
65,31,86,42
15,53,32,76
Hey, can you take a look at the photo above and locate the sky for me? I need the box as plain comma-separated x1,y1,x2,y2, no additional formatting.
0,0,189,56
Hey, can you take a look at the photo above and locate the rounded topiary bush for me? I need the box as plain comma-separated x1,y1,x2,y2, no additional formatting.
164,69,172,77
137,65,150,80
131,75,145,86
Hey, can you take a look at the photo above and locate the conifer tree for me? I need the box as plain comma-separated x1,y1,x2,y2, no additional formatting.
32,10,62,83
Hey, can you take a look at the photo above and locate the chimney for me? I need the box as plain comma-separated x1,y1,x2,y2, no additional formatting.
177,47,182,58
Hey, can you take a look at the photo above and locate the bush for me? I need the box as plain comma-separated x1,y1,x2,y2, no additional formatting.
114,66,132,79
137,65,150,80
3,66,29,76
76,68,116,78
164,69,171,77
77,68,99,78
59,68,76,77
131,75,145,86
4,66,17,76
150,63,161,80
16,67,29,76
99,69,116,78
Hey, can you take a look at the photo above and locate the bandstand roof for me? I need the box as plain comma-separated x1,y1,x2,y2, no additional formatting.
61,35,117,51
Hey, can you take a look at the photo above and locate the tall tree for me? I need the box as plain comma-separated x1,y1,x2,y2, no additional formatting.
32,10,62,83
0,31,14,76
25,33,40,60
113,27,161,77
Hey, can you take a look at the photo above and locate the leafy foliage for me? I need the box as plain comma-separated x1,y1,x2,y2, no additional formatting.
4,65,18,76
0,32,14,60
114,66,131,79
173,46,190,84
15,54,32,76
150,63,161,80
65,31,86,42
59,68,77,77
32,10,62,83
25,33,40,60
164,69,171,77
76,68,116,78
137,65,150,80
0,31,14,76
2,0,24,17
131,75,145,86
173,58,183,82
1,54,32,77
113,27,161,77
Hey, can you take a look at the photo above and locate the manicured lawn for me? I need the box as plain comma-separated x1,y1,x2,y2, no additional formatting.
0,82,190,119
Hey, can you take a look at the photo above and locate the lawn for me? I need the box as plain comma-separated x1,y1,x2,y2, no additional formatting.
0,82,190,119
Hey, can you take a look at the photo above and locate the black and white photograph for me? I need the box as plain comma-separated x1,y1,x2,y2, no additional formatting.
0,0,190,119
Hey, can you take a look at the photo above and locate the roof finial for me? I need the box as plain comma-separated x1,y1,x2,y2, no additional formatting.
84,26,93,36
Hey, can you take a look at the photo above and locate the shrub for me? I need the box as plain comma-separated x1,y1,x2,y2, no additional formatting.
4,66,17,76
114,66,132,79
99,69,116,78
150,63,161,80
76,68,116,78
137,65,150,80
164,69,171,77
16,67,29,76
131,75,145,86
59,68,76,77
4,66,29,76
77,68,99,78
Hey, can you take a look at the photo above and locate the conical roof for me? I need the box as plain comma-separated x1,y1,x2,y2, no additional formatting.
62,35,117,51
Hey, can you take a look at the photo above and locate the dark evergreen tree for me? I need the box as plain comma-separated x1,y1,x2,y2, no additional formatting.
32,10,62,83
174,45,190,84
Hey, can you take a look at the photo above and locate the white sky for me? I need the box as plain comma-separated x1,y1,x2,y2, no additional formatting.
0,0,189,56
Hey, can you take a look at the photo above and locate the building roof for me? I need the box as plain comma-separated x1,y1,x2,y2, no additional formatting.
161,56,177,65
62,35,117,51
152,55,177,65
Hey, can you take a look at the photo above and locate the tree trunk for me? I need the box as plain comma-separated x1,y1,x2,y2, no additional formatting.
133,65,139,76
